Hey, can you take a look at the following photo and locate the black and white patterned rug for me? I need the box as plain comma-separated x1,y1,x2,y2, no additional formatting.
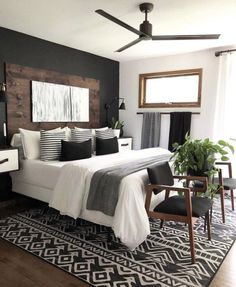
0,198,235,287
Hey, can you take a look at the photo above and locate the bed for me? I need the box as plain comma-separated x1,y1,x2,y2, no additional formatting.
11,147,171,250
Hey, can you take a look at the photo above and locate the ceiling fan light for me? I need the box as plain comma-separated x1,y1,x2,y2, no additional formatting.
140,21,152,37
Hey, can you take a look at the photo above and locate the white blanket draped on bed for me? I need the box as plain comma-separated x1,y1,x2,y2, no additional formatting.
49,147,171,250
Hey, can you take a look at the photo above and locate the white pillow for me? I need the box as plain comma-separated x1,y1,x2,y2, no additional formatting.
19,128,40,159
19,128,62,160
10,133,22,147
10,133,24,160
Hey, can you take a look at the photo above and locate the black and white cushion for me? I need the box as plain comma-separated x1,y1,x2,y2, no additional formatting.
95,128,114,139
40,130,66,161
71,129,92,142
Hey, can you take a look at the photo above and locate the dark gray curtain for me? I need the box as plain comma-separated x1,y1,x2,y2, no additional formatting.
168,112,192,151
141,112,161,149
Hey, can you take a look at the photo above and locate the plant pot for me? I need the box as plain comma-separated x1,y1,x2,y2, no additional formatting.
188,168,206,177
113,129,120,138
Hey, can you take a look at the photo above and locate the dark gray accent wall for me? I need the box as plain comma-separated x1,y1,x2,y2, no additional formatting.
0,27,119,145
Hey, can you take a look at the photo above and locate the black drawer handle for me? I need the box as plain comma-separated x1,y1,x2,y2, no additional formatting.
121,143,129,146
0,158,9,165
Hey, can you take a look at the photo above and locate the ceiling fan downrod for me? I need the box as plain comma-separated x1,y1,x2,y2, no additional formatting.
139,3,153,38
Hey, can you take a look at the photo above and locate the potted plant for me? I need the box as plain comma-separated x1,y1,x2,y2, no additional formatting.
171,135,234,195
111,117,124,138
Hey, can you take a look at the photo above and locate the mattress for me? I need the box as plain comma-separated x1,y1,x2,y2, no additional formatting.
11,159,65,202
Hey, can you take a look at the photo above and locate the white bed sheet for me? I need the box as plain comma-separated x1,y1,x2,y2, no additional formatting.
49,148,171,250
11,159,65,202
12,159,65,188
12,148,171,251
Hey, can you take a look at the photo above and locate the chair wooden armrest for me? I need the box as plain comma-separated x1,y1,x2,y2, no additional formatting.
146,183,190,194
173,175,208,192
145,184,192,218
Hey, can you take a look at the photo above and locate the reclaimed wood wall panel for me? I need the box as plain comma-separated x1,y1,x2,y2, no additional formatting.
5,63,100,138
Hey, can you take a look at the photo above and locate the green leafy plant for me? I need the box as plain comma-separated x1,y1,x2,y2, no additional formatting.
171,135,234,197
111,117,124,129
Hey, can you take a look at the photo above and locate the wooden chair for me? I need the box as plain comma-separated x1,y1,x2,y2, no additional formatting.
213,162,236,223
145,162,213,264
192,162,236,223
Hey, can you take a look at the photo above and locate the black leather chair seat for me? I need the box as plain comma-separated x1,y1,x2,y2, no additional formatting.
194,177,236,191
214,177,236,190
154,196,213,217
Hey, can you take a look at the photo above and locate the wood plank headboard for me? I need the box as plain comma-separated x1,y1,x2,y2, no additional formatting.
5,63,100,139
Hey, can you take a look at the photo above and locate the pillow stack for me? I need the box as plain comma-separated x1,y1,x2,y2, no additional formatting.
19,127,63,160
17,126,119,161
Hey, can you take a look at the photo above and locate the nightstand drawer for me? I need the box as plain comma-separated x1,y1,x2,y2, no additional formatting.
0,148,19,173
118,137,132,152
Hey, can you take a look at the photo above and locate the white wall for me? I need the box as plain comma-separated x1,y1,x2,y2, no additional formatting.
119,49,220,149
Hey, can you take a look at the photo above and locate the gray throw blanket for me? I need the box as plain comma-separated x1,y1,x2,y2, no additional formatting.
86,153,170,216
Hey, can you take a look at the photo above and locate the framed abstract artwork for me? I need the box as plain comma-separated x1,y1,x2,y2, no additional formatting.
31,81,89,122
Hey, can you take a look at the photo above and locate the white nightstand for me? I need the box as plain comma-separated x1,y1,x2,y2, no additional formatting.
0,147,19,201
118,137,132,152
0,147,19,173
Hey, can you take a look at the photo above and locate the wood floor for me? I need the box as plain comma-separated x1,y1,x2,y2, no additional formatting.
0,196,235,287
209,241,236,287
0,239,90,287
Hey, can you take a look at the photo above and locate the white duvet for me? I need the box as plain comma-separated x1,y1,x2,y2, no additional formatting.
49,147,171,250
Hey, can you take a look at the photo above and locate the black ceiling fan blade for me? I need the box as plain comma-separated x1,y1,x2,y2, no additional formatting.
116,38,143,52
95,9,148,37
152,34,221,40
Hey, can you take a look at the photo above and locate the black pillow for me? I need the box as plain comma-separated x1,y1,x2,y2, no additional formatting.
96,137,118,155
60,139,91,161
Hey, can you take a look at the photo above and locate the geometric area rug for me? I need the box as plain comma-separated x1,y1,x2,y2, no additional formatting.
0,198,235,287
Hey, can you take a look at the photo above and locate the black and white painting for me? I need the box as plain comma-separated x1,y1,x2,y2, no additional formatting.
31,81,89,122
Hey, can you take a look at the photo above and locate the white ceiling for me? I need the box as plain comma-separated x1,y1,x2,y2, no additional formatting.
0,0,236,62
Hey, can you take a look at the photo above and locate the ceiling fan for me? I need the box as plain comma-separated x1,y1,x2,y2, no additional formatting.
95,2,220,52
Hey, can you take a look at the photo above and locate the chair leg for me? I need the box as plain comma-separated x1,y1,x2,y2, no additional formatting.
210,206,213,223
160,219,164,228
220,188,225,223
205,211,211,241
231,190,234,211
188,219,195,264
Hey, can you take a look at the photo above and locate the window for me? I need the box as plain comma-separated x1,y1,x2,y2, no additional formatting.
139,68,202,108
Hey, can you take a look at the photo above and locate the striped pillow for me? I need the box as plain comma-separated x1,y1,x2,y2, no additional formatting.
71,129,92,143
95,128,115,139
40,131,66,161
